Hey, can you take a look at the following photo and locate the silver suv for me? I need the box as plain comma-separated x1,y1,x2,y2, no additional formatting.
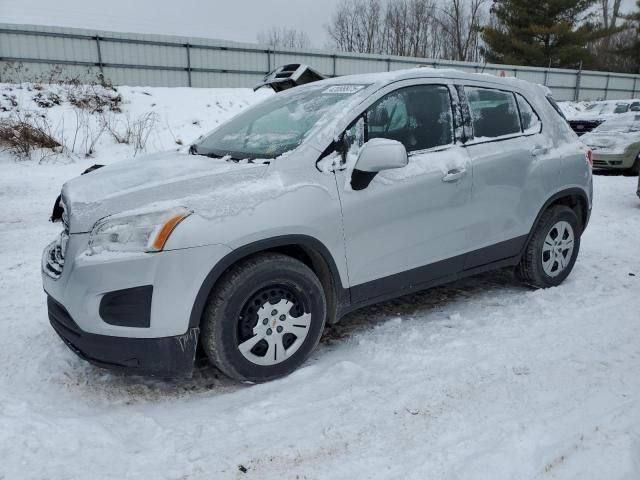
42,69,593,382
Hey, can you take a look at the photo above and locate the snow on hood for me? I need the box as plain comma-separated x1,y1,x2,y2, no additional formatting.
62,150,269,232
581,131,638,154
569,101,638,122
570,112,618,122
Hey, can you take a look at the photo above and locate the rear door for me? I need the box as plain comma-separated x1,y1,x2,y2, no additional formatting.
334,80,475,303
459,85,556,268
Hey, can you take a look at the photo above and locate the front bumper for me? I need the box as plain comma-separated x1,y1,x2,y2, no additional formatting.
48,296,199,377
42,234,231,337
42,232,232,377
592,151,636,170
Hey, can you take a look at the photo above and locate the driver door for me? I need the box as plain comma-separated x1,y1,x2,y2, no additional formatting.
334,81,474,303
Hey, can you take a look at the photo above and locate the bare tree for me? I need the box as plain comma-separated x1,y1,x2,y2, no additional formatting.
257,27,311,49
590,0,633,71
358,0,383,53
325,0,488,62
601,0,623,30
438,0,488,62
379,0,443,57
326,0,383,53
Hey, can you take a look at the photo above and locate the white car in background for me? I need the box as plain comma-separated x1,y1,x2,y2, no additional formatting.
566,99,640,136
580,113,640,175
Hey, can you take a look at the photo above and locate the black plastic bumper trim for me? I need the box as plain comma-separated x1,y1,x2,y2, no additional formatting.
47,296,198,378
99,285,153,328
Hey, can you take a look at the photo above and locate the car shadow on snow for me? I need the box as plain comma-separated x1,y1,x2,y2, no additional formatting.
592,169,631,177
321,269,523,344
62,269,528,402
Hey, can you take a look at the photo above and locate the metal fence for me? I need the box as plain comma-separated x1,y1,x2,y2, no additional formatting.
1,23,639,101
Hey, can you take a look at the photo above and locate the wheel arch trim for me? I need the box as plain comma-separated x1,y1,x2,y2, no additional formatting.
188,235,347,329
524,186,590,253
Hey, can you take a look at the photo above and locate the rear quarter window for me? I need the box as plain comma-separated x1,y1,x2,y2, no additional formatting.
546,95,567,120
516,94,542,134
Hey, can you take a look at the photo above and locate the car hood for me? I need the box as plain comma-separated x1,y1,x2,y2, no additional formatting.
581,132,638,152
62,150,270,233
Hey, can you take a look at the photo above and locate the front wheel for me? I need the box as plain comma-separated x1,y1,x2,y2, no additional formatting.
200,253,326,382
516,205,581,288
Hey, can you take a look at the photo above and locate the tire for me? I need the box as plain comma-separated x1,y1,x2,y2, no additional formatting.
516,205,581,288
200,253,326,382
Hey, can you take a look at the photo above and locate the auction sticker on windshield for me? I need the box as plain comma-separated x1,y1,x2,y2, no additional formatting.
322,85,366,94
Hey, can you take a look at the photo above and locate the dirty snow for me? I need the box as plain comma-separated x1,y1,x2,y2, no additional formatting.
1,86,640,480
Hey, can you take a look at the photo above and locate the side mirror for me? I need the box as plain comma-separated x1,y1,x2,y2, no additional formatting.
354,138,408,173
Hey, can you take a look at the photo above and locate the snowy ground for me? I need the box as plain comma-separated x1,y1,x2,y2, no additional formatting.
1,86,640,480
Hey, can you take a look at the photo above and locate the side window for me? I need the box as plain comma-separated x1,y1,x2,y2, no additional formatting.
465,87,520,139
516,94,542,134
366,85,453,152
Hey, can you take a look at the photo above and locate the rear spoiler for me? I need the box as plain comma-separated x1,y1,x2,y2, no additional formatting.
254,64,326,92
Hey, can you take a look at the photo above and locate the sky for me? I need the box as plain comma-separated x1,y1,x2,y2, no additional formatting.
0,0,344,47
0,0,637,49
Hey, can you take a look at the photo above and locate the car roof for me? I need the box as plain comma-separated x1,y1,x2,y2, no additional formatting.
318,67,549,96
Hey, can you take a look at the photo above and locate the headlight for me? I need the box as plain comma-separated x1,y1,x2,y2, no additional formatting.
88,207,192,255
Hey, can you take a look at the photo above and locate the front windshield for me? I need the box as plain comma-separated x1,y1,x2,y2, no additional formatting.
585,104,605,113
593,114,640,133
613,104,629,114
194,84,368,159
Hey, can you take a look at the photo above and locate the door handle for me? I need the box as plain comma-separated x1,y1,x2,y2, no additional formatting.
442,168,467,183
531,145,549,156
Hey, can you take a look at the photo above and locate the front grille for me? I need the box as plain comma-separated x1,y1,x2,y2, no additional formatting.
43,193,71,279
593,159,607,167
42,230,68,279
60,197,69,231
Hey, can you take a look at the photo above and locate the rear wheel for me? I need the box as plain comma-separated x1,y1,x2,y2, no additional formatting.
516,206,581,288
200,253,326,382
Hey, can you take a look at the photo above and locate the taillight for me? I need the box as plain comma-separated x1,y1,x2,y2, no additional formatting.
586,149,593,167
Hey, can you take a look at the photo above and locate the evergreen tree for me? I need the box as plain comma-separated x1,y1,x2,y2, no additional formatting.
482,0,609,69
625,1,640,72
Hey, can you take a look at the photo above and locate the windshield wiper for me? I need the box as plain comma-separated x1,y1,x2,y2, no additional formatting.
190,144,230,159
189,144,212,157
189,144,257,163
